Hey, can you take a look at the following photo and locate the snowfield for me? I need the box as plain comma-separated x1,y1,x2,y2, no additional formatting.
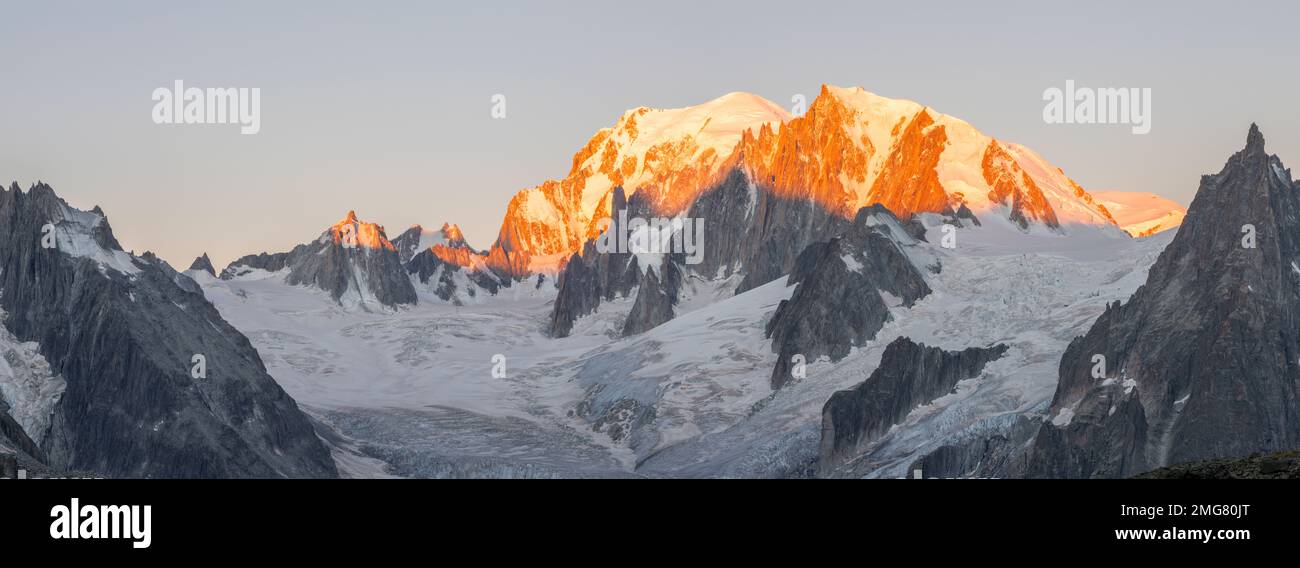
0,309,65,449
199,217,1175,478
1091,190,1188,237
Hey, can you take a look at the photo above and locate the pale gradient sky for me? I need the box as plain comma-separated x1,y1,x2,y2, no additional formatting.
2,0,1298,268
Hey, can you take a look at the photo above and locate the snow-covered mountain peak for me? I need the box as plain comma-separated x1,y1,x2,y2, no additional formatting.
488,84,1134,277
734,84,1120,229
1091,190,1187,237
573,90,791,214
1,182,141,276
392,221,479,265
613,91,791,159
440,222,467,246
486,91,792,276
819,84,927,129
52,203,143,275
325,210,396,251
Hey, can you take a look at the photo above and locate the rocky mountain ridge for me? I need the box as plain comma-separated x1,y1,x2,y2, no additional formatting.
0,182,337,478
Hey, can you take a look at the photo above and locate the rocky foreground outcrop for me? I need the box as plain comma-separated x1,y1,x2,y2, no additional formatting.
0,182,337,478
0,402,67,477
1134,448,1300,479
0,400,44,465
1027,125,1300,478
766,205,933,389
818,337,1008,474
0,451,16,478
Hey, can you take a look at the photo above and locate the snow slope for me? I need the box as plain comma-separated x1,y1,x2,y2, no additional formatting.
491,85,1126,277
201,270,639,477
203,216,1171,478
824,85,1117,226
633,216,1164,477
0,309,64,447
51,202,141,276
1091,190,1187,237
488,92,791,273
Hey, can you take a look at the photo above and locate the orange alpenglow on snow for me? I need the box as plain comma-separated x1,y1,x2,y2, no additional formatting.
430,244,479,268
330,210,397,251
486,92,789,276
428,224,486,269
731,85,1118,225
486,84,1128,277
1090,191,1187,237
981,140,1060,228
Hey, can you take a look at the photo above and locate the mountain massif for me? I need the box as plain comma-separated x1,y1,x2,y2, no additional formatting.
487,85,1136,279
3,86,1235,481
219,211,507,309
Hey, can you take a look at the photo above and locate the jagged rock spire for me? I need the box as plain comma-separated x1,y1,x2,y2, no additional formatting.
189,253,216,277
1028,124,1300,478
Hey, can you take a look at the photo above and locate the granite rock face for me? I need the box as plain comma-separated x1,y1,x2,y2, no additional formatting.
548,249,609,338
391,222,473,263
953,203,981,227
766,205,933,389
220,251,289,277
391,226,426,263
549,170,858,338
903,415,1038,479
0,182,337,478
393,221,511,304
405,246,507,304
547,186,645,337
223,212,416,310
1027,125,1300,478
188,253,216,277
0,451,16,478
688,169,851,295
621,261,682,337
0,398,44,465
818,337,1008,473
283,218,416,309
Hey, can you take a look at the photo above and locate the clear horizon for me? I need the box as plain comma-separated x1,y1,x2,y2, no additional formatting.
3,0,1298,268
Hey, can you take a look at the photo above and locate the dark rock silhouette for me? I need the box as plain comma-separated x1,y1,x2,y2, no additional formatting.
766,205,932,389
0,182,337,478
818,337,1007,473
1028,125,1300,478
188,253,216,277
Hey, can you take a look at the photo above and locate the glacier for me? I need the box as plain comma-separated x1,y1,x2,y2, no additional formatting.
202,213,1174,478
